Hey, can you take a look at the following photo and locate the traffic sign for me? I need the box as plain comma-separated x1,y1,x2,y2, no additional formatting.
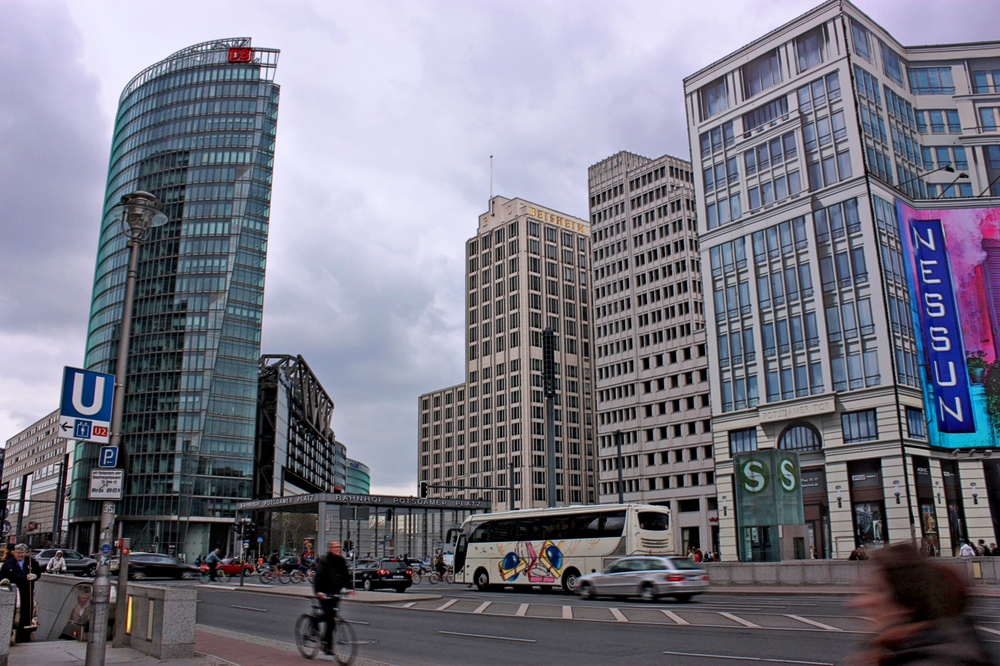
89,469,124,500
257,536,264,544
59,367,115,444
99,446,119,468
101,544,111,554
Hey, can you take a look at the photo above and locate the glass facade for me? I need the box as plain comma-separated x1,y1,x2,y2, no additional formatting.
68,38,280,559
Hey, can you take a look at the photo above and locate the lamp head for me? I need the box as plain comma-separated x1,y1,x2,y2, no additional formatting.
944,165,956,173
113,191,168,241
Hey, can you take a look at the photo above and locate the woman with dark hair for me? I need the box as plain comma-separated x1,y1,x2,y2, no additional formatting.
849,543,991,665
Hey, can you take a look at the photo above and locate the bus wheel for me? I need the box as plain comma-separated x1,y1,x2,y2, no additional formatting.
474,568,490,591
561,568,581,593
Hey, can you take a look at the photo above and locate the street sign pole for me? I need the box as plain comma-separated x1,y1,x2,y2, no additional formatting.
86,232,140,666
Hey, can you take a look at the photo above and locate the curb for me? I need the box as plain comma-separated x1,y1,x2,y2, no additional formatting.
199,583,444,603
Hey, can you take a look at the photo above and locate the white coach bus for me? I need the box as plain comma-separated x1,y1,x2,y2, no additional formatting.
452,503,673,592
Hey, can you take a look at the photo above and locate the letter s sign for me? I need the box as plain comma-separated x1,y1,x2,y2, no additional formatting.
739,459,770,494
779,457,799,492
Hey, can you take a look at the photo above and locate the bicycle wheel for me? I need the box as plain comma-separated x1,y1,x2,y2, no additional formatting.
258,569,273,585
290,570,304,584
216,571,229,585
294,614,320,660
428,572,440,585
331,617,358,666
411,572,421,585
278,570,291,584
443,571,454,584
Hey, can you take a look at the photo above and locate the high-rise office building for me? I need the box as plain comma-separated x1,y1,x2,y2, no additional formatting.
68,38,280,558
684,0,1000,560
588,152,718,555
3,410,73,548
418,196,596,510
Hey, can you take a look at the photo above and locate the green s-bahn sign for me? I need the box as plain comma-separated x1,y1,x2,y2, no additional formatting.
733,450,804,526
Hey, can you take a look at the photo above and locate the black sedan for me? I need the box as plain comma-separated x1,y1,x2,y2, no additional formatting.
353,558,412,592
126,553,201,580
32,549,98,577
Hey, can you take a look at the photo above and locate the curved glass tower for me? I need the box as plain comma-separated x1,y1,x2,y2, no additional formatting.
68,38,280,558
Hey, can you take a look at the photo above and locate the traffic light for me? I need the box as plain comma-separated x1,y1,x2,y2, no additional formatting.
420,481,428,498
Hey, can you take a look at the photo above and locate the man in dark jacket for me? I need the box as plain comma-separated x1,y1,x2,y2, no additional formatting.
313,541,351,654
0,543,42,642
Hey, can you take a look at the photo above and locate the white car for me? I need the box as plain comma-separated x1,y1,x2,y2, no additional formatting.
575,556,709,602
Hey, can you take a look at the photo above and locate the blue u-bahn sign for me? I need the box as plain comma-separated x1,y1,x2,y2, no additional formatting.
59,367,115,444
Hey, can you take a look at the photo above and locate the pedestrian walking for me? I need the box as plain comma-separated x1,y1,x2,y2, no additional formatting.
847,543,991,665
0,544,42,642
45,550,67,574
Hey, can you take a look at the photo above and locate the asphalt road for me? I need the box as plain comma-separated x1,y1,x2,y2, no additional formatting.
192,585,1000,665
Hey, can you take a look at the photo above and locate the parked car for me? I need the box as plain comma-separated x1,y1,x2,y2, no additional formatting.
199,557,255,577
32,548,98,577
125,553,201,580
353,558,413,592
575,556,710,602
277,555,304,572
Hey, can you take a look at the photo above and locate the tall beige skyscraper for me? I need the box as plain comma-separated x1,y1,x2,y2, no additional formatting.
418,197,596,510
588,152,717,555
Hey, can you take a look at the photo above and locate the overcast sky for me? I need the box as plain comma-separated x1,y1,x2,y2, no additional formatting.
1,0,997,496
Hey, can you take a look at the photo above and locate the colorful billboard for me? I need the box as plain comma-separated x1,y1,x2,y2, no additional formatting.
896,202,1000,449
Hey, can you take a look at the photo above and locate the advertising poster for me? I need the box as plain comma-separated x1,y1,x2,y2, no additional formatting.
896,201,1000,449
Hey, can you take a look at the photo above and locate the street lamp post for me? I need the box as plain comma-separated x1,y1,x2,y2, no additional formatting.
87,191,166,666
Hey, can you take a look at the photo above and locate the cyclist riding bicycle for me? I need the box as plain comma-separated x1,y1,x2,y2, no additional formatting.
313,540,351,656
268,551,280,568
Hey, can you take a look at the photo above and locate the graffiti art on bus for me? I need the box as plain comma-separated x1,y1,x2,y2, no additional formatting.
497,540,563,583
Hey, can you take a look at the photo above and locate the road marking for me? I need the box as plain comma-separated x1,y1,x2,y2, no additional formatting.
436,599,459,611
977,626,1000,636
515,603,529,617
229,605,268,612
785,615,843,632
662,651,833,665
400,602,417,608
609,608,629,623
473,602,492,614
562,606,573,619
718,612,761,628
661,610,690,625
439,631,536,643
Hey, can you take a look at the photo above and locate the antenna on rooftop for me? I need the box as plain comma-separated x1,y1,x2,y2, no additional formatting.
490,155,494,216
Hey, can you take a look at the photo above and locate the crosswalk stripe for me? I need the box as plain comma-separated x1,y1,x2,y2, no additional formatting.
400,602,417,608
661,610,690,625
473,602,492,614
785,615,843,632
977,625,1000,636
515,603,529,617
562,606,573,619
436,599,459,611
609,608,629,623
718,612,761,628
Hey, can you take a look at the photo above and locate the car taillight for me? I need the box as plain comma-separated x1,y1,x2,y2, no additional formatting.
378,569,389,576
702,575,711,581
667,574,685,582
406,569,413,575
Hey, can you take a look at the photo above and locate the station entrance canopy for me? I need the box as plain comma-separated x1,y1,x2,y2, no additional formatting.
236,493,490,560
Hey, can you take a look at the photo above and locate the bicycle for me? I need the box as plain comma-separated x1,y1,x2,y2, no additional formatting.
258,566,281,585
200,568,228,585
295,598,357,664
427,568,454,585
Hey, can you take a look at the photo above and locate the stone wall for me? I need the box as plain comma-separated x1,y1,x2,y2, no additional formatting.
704,557,1000,587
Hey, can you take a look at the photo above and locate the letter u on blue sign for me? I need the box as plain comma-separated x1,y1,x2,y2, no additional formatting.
60,367,115,423
908,220,974,433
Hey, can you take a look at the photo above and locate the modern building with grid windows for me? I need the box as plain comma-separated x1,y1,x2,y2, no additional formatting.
68,38,280,559
418,197,596,510
588,152,718,555
685,0,1000,561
